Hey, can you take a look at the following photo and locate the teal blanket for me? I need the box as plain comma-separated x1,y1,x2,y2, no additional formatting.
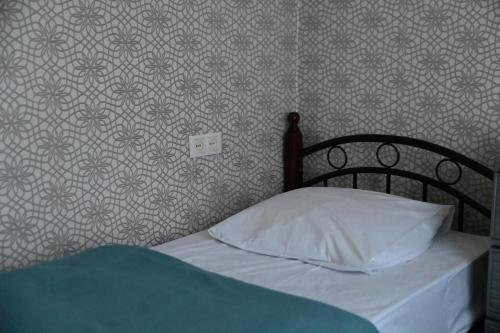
0,245,378,333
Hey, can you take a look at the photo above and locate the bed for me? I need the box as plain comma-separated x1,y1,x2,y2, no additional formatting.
0,112,497,333
154,229,489,333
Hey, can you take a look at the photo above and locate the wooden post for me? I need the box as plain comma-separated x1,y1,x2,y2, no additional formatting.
284,112,303,191
491,160,500,238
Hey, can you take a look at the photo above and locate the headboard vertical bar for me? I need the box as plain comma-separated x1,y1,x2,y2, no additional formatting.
353,173,358,189
458,200,465,232
323,179,328,187
386,174,391,194
422,183,428,202
284,112,303,191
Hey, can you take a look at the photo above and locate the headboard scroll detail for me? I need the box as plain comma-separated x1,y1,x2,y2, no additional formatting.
376,143,400,168
283,112,494,232
327,146,348,170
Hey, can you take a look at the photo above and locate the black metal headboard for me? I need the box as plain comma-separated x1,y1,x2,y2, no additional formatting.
283,112,494,232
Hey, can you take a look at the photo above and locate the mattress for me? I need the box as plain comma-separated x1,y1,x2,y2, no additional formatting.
153,230,489,333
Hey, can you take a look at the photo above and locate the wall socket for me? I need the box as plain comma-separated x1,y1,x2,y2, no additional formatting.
189,132,222,158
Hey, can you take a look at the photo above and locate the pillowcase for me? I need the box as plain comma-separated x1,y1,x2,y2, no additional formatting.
208,187,454,273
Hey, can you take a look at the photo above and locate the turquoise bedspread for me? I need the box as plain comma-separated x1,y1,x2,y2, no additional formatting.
0,245,378,333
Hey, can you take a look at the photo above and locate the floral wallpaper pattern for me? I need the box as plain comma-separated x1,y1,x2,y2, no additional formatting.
298,0,500,233
2,0,500,270
0,0,298,270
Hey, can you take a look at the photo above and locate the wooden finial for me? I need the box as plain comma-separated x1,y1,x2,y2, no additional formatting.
288,112,300,129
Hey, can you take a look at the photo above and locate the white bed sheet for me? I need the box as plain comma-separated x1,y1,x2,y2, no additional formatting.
153,230,489,333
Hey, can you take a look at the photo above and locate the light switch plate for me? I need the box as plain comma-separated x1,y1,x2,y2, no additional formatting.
189,132,222,158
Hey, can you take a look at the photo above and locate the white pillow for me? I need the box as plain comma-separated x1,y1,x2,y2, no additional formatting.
208,187,454,273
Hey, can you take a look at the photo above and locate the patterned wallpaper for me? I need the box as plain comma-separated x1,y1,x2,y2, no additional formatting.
298,0,500,233
299,0,500,155
2,0,499,270
0,0,298,270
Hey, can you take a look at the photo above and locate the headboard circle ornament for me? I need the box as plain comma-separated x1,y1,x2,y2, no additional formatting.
327,146,348,170
376,142,400,168
435,158,463,186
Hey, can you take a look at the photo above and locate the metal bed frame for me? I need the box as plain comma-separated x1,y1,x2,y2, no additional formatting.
283,112,493,232
283,111,499,332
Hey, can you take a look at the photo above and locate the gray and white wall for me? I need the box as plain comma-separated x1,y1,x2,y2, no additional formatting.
0,0,298,270
1,0,499,270
299,1,499,155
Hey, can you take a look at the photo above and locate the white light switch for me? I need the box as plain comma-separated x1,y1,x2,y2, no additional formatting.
206,133,221,154
189,132,222,158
